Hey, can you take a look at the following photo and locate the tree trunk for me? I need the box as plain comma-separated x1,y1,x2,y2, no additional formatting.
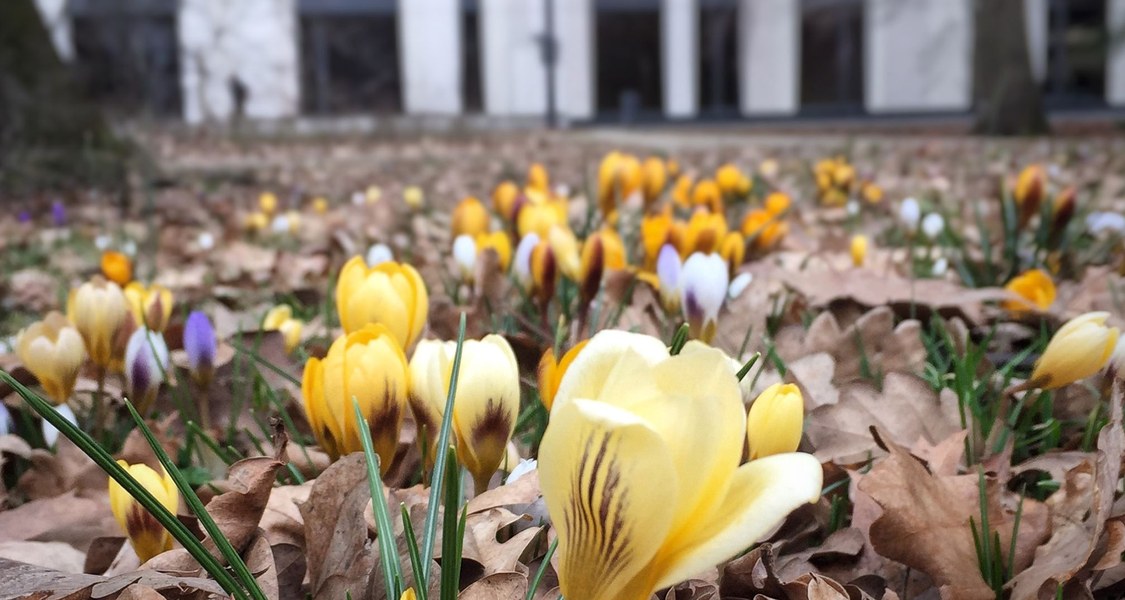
972,0,1050,135
0,0,129,193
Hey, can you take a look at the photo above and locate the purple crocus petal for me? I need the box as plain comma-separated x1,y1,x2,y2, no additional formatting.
18,210,31,224
51,200,66,227
183,311,217,383
125,327,170,406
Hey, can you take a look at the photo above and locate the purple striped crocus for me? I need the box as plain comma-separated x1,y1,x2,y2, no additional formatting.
183,311,217,387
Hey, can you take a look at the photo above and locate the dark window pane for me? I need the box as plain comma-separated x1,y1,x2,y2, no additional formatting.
71,11,181,116
300,15,401,114
596,2,662,115
800,0,864,113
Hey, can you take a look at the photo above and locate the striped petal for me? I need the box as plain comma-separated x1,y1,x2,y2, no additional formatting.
540,398,677,600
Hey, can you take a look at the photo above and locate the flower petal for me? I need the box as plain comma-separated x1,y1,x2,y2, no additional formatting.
552,329,668,414
653,452,823,590
540,398,677,600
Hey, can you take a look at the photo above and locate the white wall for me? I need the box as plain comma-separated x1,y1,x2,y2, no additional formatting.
552,0,595,121
480,0,548,116
33,0,73,61
179,0,300,124
864,0,972,113
1024,0,1048,84
1108,0,1125,105
738,0,799,115
662,0,698,118
399,0,463,115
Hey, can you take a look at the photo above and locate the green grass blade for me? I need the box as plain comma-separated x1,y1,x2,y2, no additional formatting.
422,312,468,584
401,504,428,600
0,371,249,599
668,323,689,354
527,537,559,600
353,398,403,600
440,448,463,600
736,352,761,382
123,400,267,600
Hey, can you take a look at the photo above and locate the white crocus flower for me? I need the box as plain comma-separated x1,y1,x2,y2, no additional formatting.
365,242,393,267
41,403,77,447
921,212,945,240
899,197,921,230
680,252,729,343
656,244,682,312
728,272,753,300
931,256,949,277
514,233,540,290
197,231,215,251
125,328,170,414
452,234,477,282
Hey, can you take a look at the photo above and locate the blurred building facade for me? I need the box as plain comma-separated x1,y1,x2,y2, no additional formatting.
38,0,1125,124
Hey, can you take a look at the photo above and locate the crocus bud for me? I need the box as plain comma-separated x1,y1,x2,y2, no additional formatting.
931,257,949,277
537,340,589,412
16,312,86,405
51,200,66,227
1029,312,1119,389
641,156,667,207
641,211,673,271
530,239,558,303
715,163,749,198
336,256,428,349
366,185,382,204
1014,164,1045,228
476,231,512,271
263,305,303,354
452,234,477,283
718,231,745,276
312,196,328,214
403,186,424,210
850,235,868,267
124,283,174,333
513,233,540,290
548,226,581,282
125,327,170,414
1049,186,1076,245
764,192,791,216
680,252,729,343
197,231,215,251
365,243,393,266
691,179,723,213
101,251,133,286
492,181,520,221
656,244,682,313
683,209,728,256
303,324,409,467
68,276,130,371
921,213,945,241
579,228,626,302
452,196,490,238
183,311,217,387
747,383,804,459
42,403,77,447
899,197,921,230
527,163,550,193
259,192,278,215
1003,269,1056,314
108,461,178,563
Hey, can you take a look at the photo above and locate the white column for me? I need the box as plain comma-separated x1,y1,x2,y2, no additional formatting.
1107,0,1125,105
553,0,595,121
1024,0,1048,84
399,0,463,115
33,0,73,61
864,0,972,113
480,0,548,116
178,0,300,124
662,0,698,118
738,0,799,115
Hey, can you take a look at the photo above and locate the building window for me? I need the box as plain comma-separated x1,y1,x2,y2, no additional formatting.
799,0,864,114
299,0,401,115
699,0,739,116
596,0,663,118
463,0,483,112
70,0,181,117
1044,0,1105,107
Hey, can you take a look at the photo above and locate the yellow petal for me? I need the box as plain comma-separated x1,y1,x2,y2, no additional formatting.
551,330,668,414
652,452,823,590
450,335,521,490
539,398,677,600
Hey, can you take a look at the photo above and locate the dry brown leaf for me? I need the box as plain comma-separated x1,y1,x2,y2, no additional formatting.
806,373,962,465
203,456,285,554
260,483,312,548
467,471,542,515
860,432,1050,600
459,571,528,599
0,541,86,574
16,436,107,500
298,453,376,599
0,556,226,600
0,492,119,551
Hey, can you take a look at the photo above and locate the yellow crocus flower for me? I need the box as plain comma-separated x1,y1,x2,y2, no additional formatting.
100,250,133,286
747,383,804,460
1014,164,1045,228
68,276,129,371
476,231,513,271
312,196,329,214
1029,312,1118,389
672,174,694,209
407,335,521,493
680,210,728,257
492,180,520,221
850,235,868,267
548,225,582,282
540,330,822,600
530,240,558,304
124,282,174,333
16,312,86,405
641,209,673,271
336,256,428,349
715,163,748,198
527,162,550,193
641,156,668,208
718,231,745,276
452,196,491,238
1003,269,1056,314
263,305,304,354
578,227,626,301
691,179,723,213
258,192,278,215
302,324,409,467
537,340,588,411
597,151,642,220
764,192,791,216
516,198,566,239
403,186,424,210
108,461,178,563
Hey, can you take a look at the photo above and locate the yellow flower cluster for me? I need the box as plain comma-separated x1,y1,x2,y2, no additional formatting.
813,156,881,207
